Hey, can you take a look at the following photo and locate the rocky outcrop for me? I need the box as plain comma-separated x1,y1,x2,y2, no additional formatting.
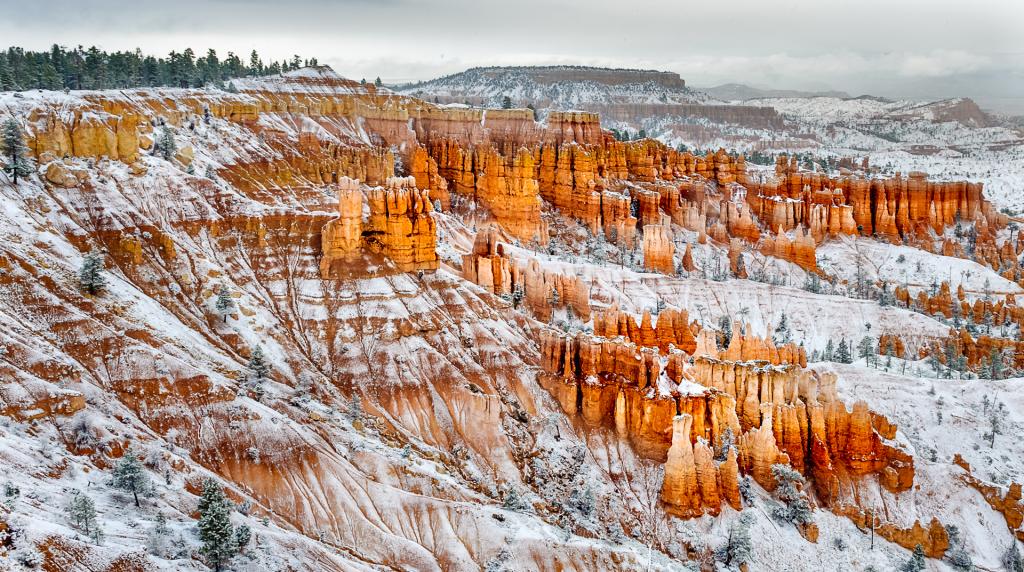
642,224,675,274
540,319,912,518
661,414,742,517
321,177,438,276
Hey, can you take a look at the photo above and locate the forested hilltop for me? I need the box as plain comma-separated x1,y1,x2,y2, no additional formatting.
0,45,319,91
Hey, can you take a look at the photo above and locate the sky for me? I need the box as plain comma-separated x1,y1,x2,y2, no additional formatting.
2,0,1022,112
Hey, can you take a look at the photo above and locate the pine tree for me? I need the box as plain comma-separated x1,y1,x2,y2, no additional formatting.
1005,542,1024,572
835,337,852,364
770,464,813,525
501,95,512,109
214,285,234,323
197,478,236,571
718,315,733,349
502,486,528,511
858,336,875,366
824,338,834,361
347,393,363,422
986,401,1006,448
1,118,33,184
901,544,926,572
79,249,107,295
147,512,172,557
156,126,177,161
715,427,735,462
722,510,754,566
248,345,270,381
112,449,152,507
374,77,382,87
68,491,101,543
944,525,973,571
773,312,791,344
234,523,252,552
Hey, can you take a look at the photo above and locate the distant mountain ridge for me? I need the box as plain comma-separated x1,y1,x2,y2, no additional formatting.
697,82,852,101
395,65,715,109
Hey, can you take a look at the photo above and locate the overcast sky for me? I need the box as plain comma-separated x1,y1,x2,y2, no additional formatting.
2,0,1022,110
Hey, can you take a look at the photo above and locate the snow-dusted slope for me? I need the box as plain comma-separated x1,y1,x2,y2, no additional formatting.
0,72,1021,572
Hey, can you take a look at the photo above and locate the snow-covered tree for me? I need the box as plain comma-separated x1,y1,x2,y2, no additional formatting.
248,345,270,381
501,95,512,109
1,118,33,184
79,249,107,296
234,523,252,552
502,486,528,512
347,393,363,422
718,315,733,349
835,338,852,364
714,427,735,462
147,513,173,557
773,312,791,344
986,400,1007,448
68,491,102,544
156,126,177,161
824,338,835,361
944,525,973,571
719,510,754,566
198,478,237,571
112,449,152,507
214,285,234,323
858,336,875,366
770,464,812,526
901,544,926,572
1005,542,1023,572
567,485,595,523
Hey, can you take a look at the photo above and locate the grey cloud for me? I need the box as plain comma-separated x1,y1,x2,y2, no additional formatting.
1,0,1021,109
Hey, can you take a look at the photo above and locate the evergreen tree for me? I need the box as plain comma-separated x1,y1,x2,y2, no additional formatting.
1005,542,1024,572
156,126,177,161
234,523,252,552
944,525,973,571
214,285,234,323
68,491,102,543
374,76,382,87
986,400,1006,448
347,393,363,422
901,544,926,572
248,50,262,77
835,337,852,364
824,338,835,361
147,512,173,557
502,486,528,511
773,312,791,344
718,315,733,350
111,449,152,507
715,427,735,462
197,478,236,571
858,335,875,366
1,118,33,184
248,345,270,381
988,347,1004,380
79,249,107,295
721,510,754,566
501,95,512,109
770,464,813,526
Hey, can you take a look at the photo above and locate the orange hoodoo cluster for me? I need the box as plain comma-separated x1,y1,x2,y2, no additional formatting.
461,227,591,321
538,315,912,520
747,156,1006,242
320,176,439,276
